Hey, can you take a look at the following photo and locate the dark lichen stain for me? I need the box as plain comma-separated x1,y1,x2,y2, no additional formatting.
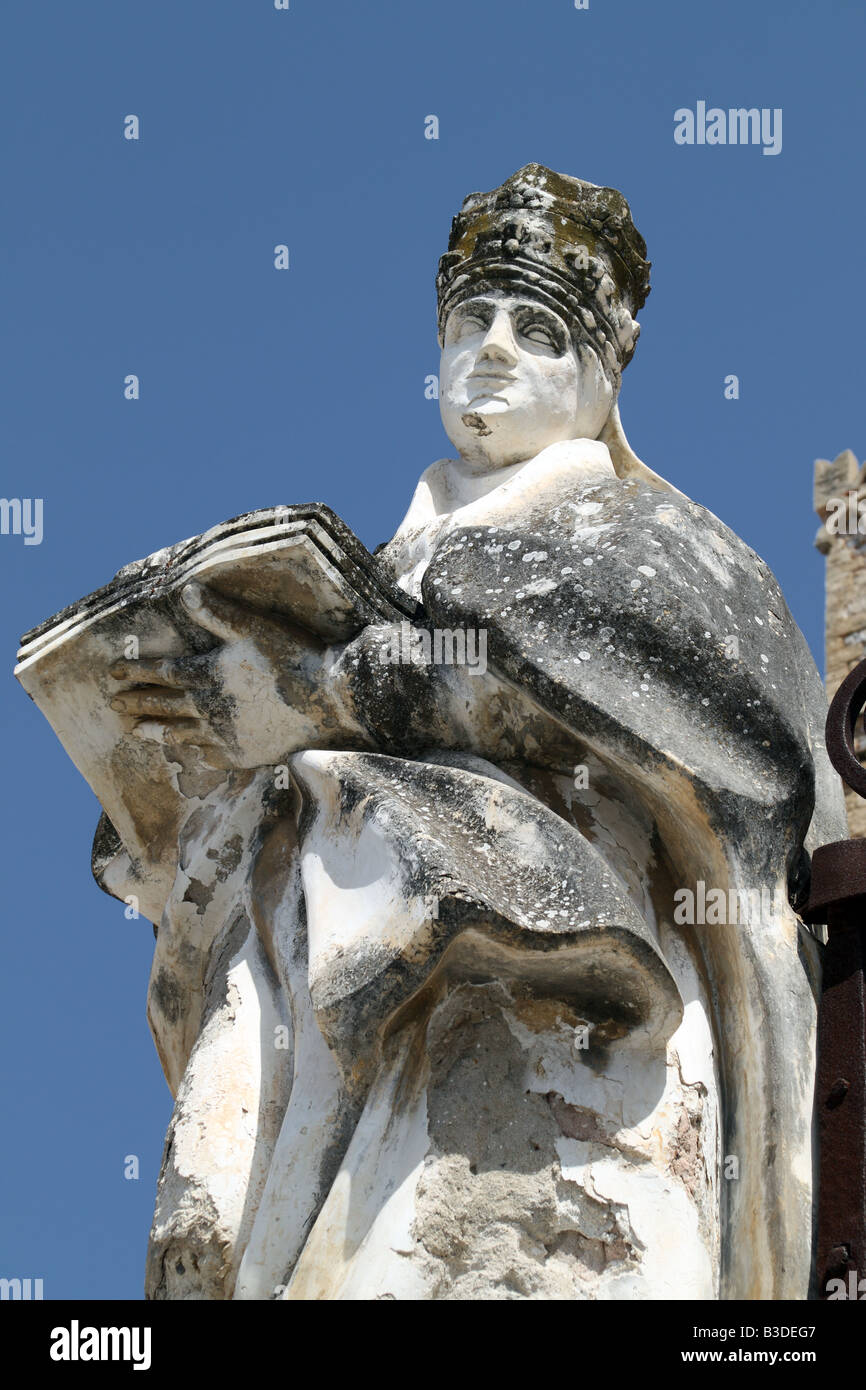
150,966,187,1026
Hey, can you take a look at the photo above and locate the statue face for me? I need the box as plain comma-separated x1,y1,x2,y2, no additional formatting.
439,293,613,470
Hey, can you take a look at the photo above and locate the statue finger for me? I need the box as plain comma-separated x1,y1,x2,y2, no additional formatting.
108,657,197,687
180,581,318,655
179,582,258,643
110,689,199,718
161,721,223,747
130,718,219,747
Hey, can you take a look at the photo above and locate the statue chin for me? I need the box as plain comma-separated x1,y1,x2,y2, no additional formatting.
442,379,615,473
446,404,576,472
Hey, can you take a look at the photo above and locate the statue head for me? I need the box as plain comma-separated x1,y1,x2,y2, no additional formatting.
439,291,614,468
436,164,650,470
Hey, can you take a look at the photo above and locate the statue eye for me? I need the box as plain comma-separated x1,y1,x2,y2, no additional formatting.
522,321,557,347
456,315,486,338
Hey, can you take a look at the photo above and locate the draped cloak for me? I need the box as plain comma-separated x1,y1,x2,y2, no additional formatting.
135,435,846,1301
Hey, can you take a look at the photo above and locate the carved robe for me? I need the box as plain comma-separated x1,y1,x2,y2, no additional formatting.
140,440,845,1300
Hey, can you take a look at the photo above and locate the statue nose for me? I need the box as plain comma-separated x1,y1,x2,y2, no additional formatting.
478,313,519,367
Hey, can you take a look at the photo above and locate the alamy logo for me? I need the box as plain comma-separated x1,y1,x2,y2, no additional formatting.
0,1277,43,1299
674,103,782,156
826,1271,866,1300
0,498,42,545
674,881,775,927
379,620,487,675
824,494,866,536
50,1321,152,1371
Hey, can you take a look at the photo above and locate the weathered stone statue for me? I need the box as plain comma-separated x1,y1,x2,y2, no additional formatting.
17,165,846,1300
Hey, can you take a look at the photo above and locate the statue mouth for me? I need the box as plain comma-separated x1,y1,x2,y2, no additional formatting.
466,375,515,409
466,394,510,412
468,370,515,387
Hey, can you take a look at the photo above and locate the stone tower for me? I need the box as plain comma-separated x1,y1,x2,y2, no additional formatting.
814,449,866,836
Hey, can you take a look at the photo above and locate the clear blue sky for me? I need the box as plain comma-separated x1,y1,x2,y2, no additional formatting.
2,0,863,1299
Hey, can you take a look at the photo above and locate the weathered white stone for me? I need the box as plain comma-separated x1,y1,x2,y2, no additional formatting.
16,164,846,1300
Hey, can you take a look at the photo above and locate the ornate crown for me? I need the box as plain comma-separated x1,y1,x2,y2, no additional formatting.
436,164,651,378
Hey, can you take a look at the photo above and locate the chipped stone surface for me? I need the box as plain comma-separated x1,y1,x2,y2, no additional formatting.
283,965,716,1300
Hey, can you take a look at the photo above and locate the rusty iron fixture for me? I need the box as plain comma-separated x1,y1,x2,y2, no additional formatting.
801,658,866,1299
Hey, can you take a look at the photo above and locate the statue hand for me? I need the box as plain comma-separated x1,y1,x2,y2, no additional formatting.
108,582,360,770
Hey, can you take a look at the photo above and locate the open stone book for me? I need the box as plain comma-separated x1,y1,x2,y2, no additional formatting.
15,504,420,918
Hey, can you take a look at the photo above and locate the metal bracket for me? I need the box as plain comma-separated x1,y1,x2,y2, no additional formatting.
802,658,866,1298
